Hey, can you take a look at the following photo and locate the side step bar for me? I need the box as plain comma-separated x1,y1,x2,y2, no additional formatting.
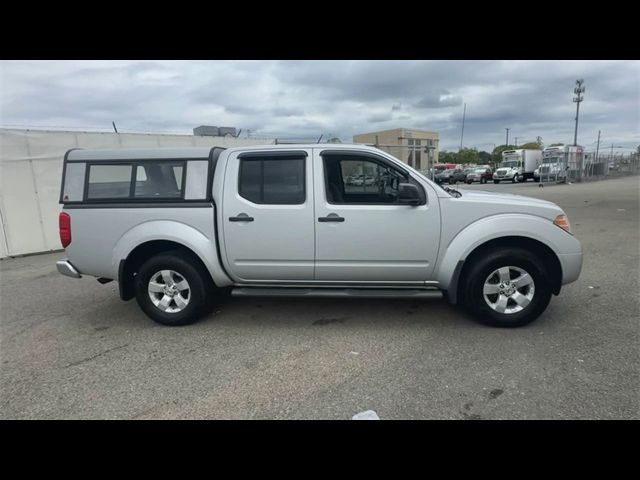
231,287,443,300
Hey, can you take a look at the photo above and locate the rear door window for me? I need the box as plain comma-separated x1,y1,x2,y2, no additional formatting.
238,157,305,204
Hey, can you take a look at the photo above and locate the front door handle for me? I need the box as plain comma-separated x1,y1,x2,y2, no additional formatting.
229,213,254,222
318,213,345,223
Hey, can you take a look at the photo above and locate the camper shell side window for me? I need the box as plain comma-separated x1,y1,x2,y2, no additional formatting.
59,149,223,204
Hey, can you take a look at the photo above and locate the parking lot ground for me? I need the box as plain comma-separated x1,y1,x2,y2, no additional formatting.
1,176,639,419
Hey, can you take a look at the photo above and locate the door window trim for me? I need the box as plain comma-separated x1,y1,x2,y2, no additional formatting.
236,154,307,205
320,150,426,206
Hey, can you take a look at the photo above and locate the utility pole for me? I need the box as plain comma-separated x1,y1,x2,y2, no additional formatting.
573,79,585,146
595,130,601,162
460,103,466,151
112,121,118,133
505,128,510,147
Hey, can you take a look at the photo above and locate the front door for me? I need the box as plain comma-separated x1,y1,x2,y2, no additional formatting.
222,149,314,282
313,149,440,283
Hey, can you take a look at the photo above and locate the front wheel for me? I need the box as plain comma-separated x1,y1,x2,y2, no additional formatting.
493,180,499,184
460,248,552,327
134,251,214,326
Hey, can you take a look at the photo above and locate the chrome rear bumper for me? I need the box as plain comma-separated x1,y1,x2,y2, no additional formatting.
56,259,81,278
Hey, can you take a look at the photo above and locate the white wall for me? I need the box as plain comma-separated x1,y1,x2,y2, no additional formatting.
0,128,274,258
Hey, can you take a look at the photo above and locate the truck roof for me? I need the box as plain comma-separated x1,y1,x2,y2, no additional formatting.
65,143,381,162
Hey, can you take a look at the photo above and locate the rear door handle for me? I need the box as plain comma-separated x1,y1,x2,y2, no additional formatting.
318,214,345,223
229,213,254,222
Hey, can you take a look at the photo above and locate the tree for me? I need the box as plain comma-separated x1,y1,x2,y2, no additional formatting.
519,142,542,150
491,144,516,164
478,151,492,164
438,150,457,164
549,143,564,147
456,147,480,164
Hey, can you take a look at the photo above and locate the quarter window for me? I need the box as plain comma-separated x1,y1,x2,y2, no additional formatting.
134,163,184,198
238,157,305,205
87,164,133,199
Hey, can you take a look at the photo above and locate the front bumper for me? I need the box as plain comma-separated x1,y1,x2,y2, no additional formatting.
56,258,82,278
558,251,583,285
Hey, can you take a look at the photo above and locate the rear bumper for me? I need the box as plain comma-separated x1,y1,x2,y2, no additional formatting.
56,259,82,278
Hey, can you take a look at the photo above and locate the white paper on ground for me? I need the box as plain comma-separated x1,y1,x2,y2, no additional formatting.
352,410,380,420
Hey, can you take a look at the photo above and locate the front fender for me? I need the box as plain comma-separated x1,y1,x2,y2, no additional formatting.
435,213,580,293
112,220,232,287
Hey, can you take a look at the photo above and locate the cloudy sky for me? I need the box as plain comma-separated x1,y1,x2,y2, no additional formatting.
1,60,638,152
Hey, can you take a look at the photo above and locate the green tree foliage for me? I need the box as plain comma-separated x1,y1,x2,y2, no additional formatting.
550,143,564,147
438,151,457,164
478,151,492,164
456,147,480,164
519,142,542,150
491,144,515,164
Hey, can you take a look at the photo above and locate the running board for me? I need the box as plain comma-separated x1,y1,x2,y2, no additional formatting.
231,287,443,299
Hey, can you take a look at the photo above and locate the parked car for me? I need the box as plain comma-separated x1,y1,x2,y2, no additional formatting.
57,144,582,328
434,168,457,184
451,168,475,183
466,167,493,184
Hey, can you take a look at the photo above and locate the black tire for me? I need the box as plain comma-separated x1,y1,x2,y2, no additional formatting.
449,178,455,185
493,180,499,184
534,177,540,183
134,251,214,326
460,247,552,328
466,180,472,184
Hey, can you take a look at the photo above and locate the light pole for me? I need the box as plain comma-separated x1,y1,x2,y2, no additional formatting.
505,128,510,147
573,79,585,146
460,103,466,151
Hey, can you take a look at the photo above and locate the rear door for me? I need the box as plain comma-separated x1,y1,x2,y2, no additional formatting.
221,149,314,282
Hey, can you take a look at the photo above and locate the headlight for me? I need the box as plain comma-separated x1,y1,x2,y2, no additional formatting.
553,214,572,234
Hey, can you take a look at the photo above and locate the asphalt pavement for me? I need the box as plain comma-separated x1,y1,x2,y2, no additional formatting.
1,176,638,419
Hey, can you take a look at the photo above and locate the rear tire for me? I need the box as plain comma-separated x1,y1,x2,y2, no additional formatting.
134,251,214,326
460,247,552,327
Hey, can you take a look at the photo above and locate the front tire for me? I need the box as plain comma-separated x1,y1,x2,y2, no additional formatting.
460,247,552,327
134,251,214,326
493,180,499,184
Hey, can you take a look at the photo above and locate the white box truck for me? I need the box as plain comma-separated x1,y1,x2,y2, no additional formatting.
494,149,543,183
535,144,585,183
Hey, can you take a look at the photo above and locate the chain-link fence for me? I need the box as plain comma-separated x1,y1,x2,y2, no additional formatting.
538,151,639,183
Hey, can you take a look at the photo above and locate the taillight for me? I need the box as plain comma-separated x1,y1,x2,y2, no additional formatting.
59,212,71,247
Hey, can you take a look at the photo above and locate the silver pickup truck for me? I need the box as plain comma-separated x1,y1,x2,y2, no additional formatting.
56,144,582,328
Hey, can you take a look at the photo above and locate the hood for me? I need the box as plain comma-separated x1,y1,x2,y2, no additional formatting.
454,189,563,219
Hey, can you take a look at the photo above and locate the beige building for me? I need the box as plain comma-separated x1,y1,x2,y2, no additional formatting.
353,128,439,171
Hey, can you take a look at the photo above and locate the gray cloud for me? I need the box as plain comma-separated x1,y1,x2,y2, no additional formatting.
1,60,638,151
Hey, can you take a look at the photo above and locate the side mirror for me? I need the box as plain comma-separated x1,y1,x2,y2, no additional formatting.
398,183,422,205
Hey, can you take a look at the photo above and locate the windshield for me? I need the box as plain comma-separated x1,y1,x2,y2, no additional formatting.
543,156,561,164
474,168,486,173
500,160,520,168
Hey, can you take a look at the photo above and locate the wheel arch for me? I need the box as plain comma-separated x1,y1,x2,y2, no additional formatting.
436,215,566,304
453,236,562,306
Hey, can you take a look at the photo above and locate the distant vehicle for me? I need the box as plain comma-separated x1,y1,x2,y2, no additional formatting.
535,145,584,183
466,167,493,184
434,168,457,184
433,163,458,173
494,149,543,183
451,168,474,183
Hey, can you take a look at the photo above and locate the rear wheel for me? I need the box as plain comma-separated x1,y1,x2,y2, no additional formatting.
134,251,214,326
460,247,552,327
